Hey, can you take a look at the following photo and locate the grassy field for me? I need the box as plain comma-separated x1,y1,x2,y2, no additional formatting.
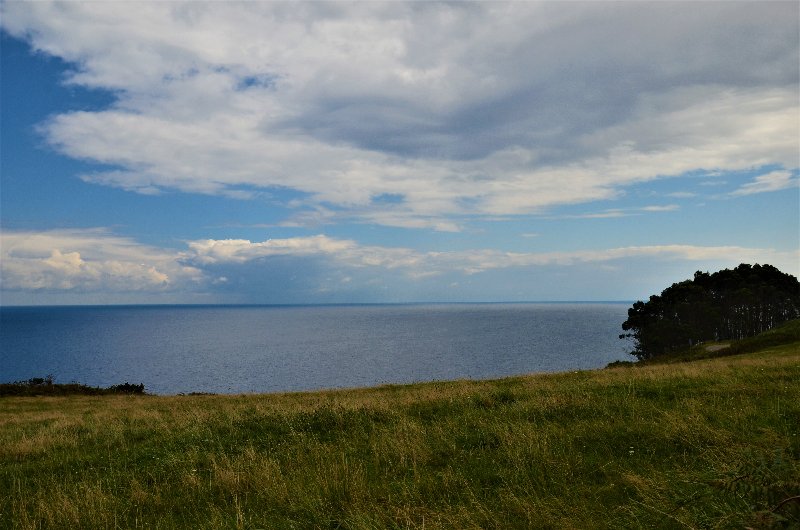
2,340,798,528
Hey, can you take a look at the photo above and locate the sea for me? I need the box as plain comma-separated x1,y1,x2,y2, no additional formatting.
0,303,633,395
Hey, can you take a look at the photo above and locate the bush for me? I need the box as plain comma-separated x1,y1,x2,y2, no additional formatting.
0,377,146,397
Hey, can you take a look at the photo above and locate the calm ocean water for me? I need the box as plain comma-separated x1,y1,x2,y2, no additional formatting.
0,303,632,395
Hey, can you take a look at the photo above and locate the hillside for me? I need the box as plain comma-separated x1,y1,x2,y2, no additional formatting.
2,333,798,529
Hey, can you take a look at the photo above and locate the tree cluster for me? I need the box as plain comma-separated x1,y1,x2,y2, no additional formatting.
620,264,800,360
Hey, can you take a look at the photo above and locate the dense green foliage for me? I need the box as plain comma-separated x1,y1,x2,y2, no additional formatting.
2,339,798,529
617,318,800,366
621,264,800,360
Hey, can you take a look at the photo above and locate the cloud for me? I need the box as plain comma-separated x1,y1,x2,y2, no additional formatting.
186,235,356,265
639,205,680,212
730,170,800,196
3,230,797,303
546,204,680,219
185,235,427,272
0,229,202,292
184,235,800,278
557,210,630,220
1,2,797,228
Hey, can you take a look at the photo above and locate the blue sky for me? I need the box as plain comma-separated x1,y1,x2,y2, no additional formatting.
1,1,798,305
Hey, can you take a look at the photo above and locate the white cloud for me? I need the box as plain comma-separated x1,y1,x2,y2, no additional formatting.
546,204,679,219
640,205,680,212
3,230,797,302
184,235,800,278
558,210,630,220
186,235,357,265
730,170,800,196
1,2,797,228
0,229,202,292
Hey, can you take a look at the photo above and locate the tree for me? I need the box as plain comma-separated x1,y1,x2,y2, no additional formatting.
620,264,800,360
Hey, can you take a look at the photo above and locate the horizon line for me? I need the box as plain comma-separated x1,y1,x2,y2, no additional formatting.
0,300,637,309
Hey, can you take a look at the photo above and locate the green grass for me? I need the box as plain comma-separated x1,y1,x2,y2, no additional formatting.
2,342,799,528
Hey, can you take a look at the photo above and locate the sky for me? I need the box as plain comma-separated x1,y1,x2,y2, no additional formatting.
0,1,798,305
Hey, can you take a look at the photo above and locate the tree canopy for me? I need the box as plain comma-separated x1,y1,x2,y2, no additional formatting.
620,264,800,360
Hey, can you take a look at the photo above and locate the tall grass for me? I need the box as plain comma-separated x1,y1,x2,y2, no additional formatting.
2,342,798,529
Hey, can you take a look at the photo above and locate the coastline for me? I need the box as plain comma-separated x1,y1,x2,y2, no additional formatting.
3,338,799,528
